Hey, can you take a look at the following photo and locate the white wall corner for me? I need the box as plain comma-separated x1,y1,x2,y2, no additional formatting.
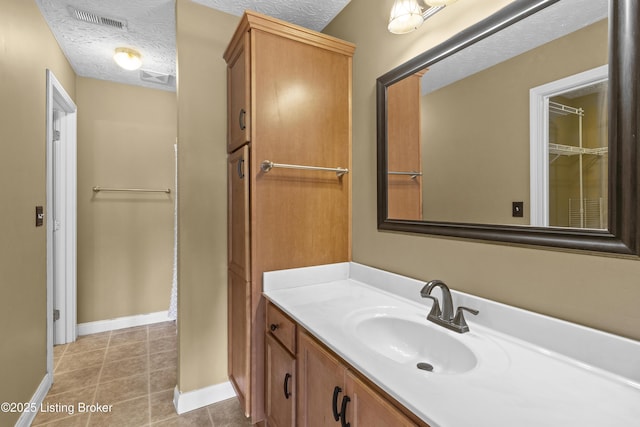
173,382,236,415
77,311,171,336
15,374,52,427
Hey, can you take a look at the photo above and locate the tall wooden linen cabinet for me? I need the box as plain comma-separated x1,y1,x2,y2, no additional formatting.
224,11,355,423
387,70,425,220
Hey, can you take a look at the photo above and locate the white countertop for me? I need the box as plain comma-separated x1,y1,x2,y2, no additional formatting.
263,262,640,427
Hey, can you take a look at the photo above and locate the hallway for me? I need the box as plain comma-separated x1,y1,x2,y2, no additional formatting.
32,322,249,426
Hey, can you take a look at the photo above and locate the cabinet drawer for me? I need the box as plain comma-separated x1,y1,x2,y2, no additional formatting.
267,303,296,354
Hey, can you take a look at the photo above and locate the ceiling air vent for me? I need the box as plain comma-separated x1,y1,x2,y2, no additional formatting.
140,70,173,85
68,7,127,30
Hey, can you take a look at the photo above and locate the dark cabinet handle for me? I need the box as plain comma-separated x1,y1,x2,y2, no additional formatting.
283,373,292,399
332,386,342,421
340,395,351,427
270,323,278,332
237,158,244,179
239,109,246,130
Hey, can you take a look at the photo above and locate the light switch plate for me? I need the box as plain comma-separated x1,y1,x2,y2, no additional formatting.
36,206,44,227
512,201,524,218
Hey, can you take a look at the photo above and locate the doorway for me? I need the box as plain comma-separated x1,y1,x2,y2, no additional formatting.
529,65,608,227
45,70,78,380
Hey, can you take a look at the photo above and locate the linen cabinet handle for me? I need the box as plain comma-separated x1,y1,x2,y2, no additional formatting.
332,386,342,421
340,395,351,427
239,109,246,130
283,373,292,399
237,158,244,179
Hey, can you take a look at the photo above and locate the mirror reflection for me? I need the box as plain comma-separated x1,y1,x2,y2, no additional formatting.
546,81,608,229
386,0,609,229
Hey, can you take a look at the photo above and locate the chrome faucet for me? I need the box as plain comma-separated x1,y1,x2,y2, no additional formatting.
420,280,478,333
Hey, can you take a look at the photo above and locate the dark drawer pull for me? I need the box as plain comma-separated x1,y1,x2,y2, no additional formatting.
332,386,342,421
237,158,244,179
283,373,292,399
239,109,246,130
270,323,278,332
340,395,351,427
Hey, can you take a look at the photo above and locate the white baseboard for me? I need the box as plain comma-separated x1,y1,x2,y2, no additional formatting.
173,381,236,414
15,373,52,427
77,310,171,336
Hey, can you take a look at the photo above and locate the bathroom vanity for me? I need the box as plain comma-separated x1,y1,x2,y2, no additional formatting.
265,301,419,427
263,263,640,427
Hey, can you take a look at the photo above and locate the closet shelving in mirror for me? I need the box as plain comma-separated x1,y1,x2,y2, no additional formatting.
549,144,608,158
547,99,608,230
548,100,608,162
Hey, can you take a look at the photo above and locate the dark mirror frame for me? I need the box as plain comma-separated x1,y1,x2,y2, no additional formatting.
377,0,640,256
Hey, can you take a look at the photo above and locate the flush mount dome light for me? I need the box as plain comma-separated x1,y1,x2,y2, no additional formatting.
113,47,142,70
388,0,424,34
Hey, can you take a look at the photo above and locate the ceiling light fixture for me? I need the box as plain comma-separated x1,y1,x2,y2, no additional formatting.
388,0,424,34
113,47,142,71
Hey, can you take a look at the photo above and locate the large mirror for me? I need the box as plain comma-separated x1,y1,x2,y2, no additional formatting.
377,0,640,255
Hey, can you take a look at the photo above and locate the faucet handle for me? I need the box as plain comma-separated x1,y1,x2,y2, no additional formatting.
422,295,442,319
452,306,479,332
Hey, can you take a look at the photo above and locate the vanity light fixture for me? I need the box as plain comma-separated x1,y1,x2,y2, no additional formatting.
113,47,142,71
388,0,453,34
388,0,424,34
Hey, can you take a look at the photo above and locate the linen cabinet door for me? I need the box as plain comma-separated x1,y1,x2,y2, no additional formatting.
228,145,251,415
265,334,295,427
228,145,250,280
297,331,345,427
344,371,417,427
227,32,250,153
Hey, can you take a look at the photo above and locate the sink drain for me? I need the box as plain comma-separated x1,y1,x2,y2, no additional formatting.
417,362,434,372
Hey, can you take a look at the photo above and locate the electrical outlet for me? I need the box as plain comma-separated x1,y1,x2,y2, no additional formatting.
512,201,524,218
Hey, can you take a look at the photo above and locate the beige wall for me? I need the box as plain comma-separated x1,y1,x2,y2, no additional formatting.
419,20,607,225
175,0,239,392
325,0,640,340
76,77,176,322
0,0,76,425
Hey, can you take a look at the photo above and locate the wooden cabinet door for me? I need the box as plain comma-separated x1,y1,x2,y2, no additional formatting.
297,332,345,427
227,32,250,153
228,269,250,415
228,145,250,281
228,145,251,415
344,371,417,427
265,334,296,427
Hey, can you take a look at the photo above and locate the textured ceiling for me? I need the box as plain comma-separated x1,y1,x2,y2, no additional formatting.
422,0,609,95
36,0,177,91
36,0,351,92
191,0,351,32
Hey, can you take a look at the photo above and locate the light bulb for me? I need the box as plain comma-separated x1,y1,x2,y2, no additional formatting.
113,47,142,71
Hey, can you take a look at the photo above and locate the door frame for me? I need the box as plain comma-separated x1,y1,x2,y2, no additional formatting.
529,64,608,226
45,69,77,379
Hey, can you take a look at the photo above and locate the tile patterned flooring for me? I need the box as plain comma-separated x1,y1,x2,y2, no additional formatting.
32,322,251,426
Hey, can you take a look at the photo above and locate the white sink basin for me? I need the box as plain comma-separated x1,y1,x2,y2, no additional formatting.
348,310,478,374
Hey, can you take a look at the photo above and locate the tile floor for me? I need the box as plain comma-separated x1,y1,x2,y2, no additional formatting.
32,322,251,426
